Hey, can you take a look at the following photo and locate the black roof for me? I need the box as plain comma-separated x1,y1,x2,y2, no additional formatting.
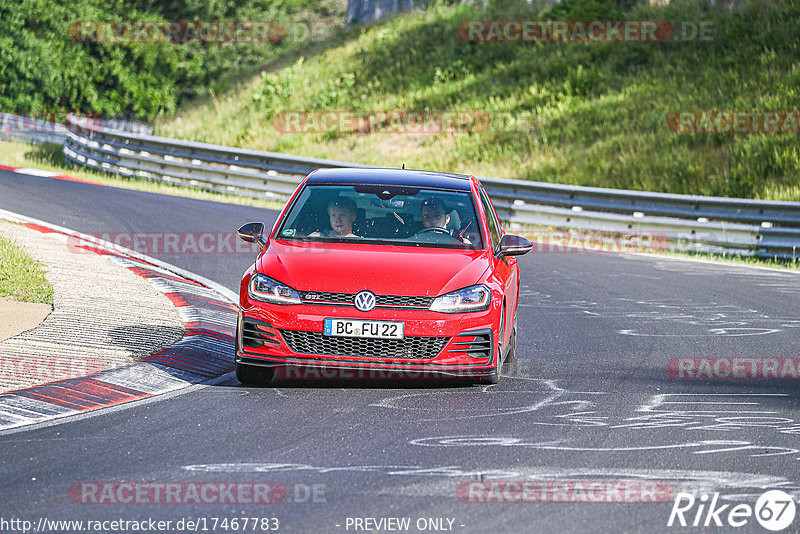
306,168,473,191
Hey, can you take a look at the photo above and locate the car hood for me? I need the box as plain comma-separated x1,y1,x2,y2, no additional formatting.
257,240,491,296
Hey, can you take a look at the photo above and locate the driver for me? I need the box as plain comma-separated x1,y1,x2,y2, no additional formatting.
418,197,471,244
420,197,450,229
309,197,360,238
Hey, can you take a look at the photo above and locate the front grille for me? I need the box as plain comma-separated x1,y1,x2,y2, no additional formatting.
448,330,492,360
299,291,353,304
280,330,448,359
378,295,434,307
298,291,433,308
241,319,280,349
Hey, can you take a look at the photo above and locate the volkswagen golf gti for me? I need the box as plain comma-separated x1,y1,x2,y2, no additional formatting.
235,168,532,384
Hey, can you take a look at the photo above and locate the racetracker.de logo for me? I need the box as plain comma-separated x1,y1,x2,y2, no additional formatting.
274,367,490,381
68,21,286,44
273,111,490,134
457,480,674,503
66,232,263,255
0,356,104,384
520,229,670,253
667,357,800,380
668,111,800,134
456,20,678,43
0,112,107,135
69,482,287,504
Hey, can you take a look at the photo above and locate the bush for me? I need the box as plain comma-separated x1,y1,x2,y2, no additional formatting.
0,0,338,121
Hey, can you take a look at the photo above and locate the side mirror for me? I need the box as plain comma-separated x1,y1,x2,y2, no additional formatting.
497,234,533,257
237,222,267,249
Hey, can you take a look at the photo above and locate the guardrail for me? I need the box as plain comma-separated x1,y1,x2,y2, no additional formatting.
59,113,800,259
0,113,66,145
0,113,153,145
346,0,420,24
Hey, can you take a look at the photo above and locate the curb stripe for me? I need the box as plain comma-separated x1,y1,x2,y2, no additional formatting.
0,210,239,431
1,164,104,185
15,379,147,407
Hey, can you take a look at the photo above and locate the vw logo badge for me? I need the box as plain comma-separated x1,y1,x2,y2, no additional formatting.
354,290,376,312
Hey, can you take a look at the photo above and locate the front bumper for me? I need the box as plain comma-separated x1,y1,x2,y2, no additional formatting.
236,297,499,378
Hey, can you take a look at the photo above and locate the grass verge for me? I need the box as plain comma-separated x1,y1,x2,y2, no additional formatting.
0,234,54,304
156,0,800,201
648,248,800,272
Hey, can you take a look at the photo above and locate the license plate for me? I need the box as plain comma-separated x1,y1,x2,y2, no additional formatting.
323,318,404,339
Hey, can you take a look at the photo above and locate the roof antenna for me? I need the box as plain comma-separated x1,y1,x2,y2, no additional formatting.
402,163,405,169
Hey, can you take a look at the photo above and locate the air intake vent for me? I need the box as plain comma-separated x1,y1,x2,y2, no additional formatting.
448,330,492,360
241,319,280,349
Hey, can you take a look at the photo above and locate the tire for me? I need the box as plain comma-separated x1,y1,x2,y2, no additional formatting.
235,320,275,385
477,367,500,384
504,312,517,363
235,362,275,385
477,308,504,385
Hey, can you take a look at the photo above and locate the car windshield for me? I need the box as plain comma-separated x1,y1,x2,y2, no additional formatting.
276,184,483,249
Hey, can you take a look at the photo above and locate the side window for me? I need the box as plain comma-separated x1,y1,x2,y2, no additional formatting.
479,187,500,251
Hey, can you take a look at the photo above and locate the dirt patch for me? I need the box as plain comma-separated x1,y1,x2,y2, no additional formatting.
0,295,51,342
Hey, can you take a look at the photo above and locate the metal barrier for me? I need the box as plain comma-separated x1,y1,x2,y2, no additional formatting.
0,113,152,145
60,113,800,259
0,113,66,145
346,0,421,24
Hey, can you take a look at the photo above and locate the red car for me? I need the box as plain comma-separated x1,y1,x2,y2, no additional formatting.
235,168,532,384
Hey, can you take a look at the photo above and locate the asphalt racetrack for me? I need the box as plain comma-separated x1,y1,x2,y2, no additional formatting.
1,169,800,533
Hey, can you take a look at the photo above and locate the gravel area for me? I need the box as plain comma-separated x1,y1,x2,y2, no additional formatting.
0,221,184,392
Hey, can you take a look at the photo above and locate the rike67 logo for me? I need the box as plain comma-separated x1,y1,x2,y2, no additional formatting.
668,490,797,531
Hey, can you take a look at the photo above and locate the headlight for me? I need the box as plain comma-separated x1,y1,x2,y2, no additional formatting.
248,274,301,305
430,284,491,313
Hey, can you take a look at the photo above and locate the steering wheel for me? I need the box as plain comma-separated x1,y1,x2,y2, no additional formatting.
415,227,450,236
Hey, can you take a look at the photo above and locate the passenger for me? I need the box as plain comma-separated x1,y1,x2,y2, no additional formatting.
309,197,360,238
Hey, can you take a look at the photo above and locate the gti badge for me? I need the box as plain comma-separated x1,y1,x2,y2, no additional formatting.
354,290,376,312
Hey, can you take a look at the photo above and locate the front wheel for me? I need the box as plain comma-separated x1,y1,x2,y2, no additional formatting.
477,308,504,385
504,312,517,363
235,362,275,385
